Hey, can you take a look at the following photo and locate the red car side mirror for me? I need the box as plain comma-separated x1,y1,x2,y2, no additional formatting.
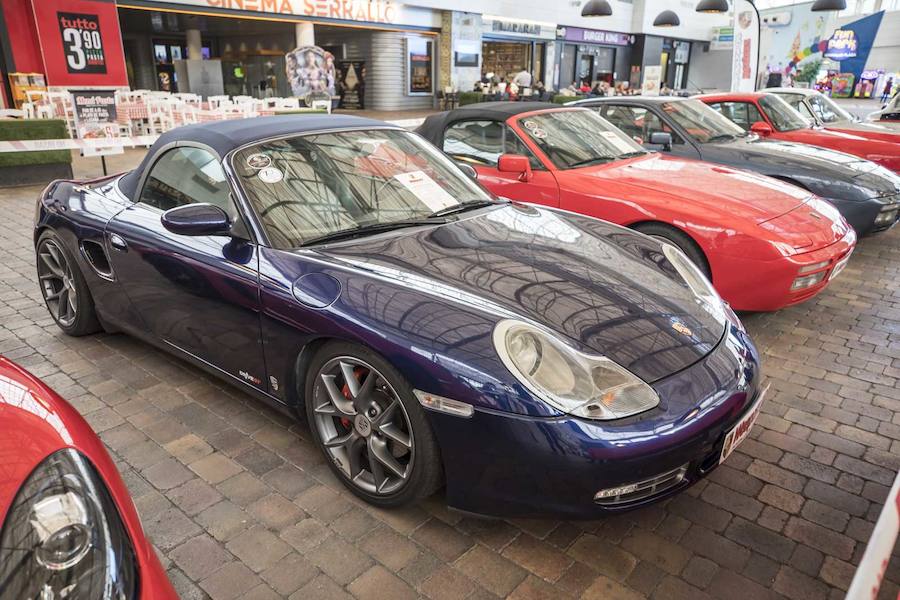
750,121,773,136
498,154,533,182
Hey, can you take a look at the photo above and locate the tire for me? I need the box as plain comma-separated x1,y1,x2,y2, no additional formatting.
633,222,712,280
36,230,102,336
304,341,443,508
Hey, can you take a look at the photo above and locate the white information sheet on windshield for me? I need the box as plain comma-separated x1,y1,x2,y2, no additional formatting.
599,131,638,155
393,171,458,212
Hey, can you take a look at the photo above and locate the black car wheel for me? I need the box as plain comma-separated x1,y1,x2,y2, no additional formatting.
305,342,442,507
36,231,101,336
634,223,712,280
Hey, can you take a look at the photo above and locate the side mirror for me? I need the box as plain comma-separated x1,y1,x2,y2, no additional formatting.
648,131,672,150
497,154,533,182
456,162,478,180
161,203,231,236
750,121,773,136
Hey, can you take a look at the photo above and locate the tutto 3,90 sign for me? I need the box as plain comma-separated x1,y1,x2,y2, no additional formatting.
58,12,107,74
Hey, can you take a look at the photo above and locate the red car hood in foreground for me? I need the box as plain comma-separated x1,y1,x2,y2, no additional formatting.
563,154,843,250
0,356,177,599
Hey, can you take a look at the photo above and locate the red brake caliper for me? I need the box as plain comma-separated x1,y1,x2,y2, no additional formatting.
339,367,367,430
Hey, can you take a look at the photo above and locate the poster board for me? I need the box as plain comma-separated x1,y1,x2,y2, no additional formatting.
338,61,366,110
72,90,123,156
642,65,662,96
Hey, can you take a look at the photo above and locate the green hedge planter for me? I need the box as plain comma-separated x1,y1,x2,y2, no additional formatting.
0,119,73,187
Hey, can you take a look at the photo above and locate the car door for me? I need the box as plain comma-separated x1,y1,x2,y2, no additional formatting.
441,119,560,207
105,145,269,393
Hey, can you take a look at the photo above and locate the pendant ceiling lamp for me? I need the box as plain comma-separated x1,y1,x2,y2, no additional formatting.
653,10,681,27
695,0,729,13
811,0,846,11
582,0,614,17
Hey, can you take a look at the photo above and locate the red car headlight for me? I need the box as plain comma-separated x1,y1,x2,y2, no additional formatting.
0,448,137,599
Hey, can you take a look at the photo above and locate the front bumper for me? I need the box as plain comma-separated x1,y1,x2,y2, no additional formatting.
829,196,899,236
714,228,856,312
429,322,761,519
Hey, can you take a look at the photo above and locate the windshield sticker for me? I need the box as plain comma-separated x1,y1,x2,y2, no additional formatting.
393,170,458,212
523,120,538,130
258,167,284,184
599,131,638,154
246,153,272,169
530,128,548,139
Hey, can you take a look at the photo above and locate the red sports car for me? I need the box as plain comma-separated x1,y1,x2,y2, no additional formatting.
418,103,856,312
766,87,900,144
698,92,900,173
0,356,177,600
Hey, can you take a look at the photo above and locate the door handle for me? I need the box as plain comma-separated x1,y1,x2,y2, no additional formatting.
109,233,128,251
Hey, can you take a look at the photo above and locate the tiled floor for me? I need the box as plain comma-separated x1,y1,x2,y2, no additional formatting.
1,152,898,599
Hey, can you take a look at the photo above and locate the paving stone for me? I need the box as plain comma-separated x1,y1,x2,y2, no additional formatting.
412,517,475,561
260,552,319,596
621,529,692,575
567,533,639,581
501,532,574,581
682,556,718,589
170,534,234,580
247,492,305,532
196,500,252,542
783,517,855,561
280,518,332,553
348,565,418,600
725,517,795,561
681,525,751,571
199,562,262,600
189,452,244,484
307,535,374,585
289,574,352,600
225,525,292,573
455,545,528,597
420,565,477,600
167,478,223,516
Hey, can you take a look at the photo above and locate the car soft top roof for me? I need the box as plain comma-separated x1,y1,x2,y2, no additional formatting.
119,114,393,200
416,101,567,143
570,96,687,106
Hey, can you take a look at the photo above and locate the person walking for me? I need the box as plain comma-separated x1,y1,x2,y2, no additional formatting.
882,77,894,103
512,68,532,90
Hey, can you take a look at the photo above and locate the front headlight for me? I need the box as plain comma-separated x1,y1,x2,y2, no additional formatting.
0,449,137,600
661,244,727,326
493,320,660,419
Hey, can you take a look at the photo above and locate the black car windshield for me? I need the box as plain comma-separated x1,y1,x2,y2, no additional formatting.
232,129,495,249
660,99,746,143
516,109,646,170
759,94,812,131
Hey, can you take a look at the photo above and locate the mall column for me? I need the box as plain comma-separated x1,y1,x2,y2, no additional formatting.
296,23,314,48
186,29,202,60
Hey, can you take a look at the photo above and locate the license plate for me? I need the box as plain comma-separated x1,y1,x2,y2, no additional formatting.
720,384,769,464
829,251,852,281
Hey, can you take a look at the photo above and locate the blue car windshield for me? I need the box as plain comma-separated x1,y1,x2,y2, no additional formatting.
232,129,494,249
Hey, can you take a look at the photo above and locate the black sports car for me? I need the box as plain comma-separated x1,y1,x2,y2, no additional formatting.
573,96,900,235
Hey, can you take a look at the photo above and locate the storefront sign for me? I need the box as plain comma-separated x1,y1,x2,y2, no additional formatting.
157,0,402,24
559,27,631,46
482,17,556,40
824,29,858,61
58,13,107,74
711,26,734,51
29,0,128,87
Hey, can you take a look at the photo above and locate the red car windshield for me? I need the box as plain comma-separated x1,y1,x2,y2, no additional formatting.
759,95,812,132
517,110,647,170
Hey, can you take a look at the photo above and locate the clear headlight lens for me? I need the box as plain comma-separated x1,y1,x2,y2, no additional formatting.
0,449,137,600
493,320,660,420
661,244,727,326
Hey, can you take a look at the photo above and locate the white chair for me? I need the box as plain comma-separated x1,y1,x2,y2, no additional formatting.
275,97,300,110
21,102,37,119
232,95,254,104
174,93,202,107
208,95,231,110
176,104,200,125
146,100,176,134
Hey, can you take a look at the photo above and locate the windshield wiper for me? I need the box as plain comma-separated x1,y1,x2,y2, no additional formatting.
429,199,500,218
568,156,614,168
707,133,737,142
299,219,445,247
616,150,649,159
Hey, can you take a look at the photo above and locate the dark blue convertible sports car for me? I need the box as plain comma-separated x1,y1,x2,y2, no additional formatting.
34,115,763,517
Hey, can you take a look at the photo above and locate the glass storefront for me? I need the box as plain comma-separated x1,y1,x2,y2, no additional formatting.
481,41,546,85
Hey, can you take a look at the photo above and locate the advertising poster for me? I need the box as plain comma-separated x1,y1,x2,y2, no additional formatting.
731,0,760,92
286,46,336,99
337,61,366,110
72,90,123,156
58,12,107,74
642,65,662,96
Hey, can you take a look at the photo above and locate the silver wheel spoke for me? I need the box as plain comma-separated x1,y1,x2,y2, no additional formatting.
321,374,356,416
379,422,412,450
39,252,64,278
368,450,387,493
340,361,361,398
369,436,407,479
57,289,69,321
324,431,355,449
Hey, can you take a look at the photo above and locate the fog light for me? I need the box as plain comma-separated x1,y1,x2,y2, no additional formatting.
798,260,829,275
791,271,826,291
594,482,640,500
413,390,474,418
874,208,898,226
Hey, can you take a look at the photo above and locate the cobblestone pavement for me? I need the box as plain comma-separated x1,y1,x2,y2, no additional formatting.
1,178,899,600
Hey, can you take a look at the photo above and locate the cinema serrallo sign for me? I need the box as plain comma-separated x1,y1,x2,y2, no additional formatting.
153,0,408,24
